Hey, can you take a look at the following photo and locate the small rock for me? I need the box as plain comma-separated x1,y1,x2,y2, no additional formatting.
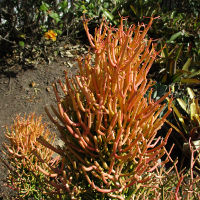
46,87,51,92
72,44,80,49
30,81,36,87
55,138,65,148
66,62,73,68
65,51,74,58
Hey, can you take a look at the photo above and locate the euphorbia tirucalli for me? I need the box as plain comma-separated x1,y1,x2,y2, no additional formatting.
41,17,173,199
1,114,57,198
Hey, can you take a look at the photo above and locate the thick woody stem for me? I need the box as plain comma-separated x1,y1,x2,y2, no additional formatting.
37,136,64,157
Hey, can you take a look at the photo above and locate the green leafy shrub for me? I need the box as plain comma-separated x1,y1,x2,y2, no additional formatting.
166,88,200,167
155,43,200,85
0,0,94,65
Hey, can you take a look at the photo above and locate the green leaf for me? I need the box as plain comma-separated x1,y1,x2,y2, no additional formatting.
40,2,49,12
182,58,192,71
187,87,195,99
174,45,183,62
130,5,137,16
181,78,200,84
161,42,168,58
102,9,117,24
177,98,187,112
56,29,62,35
167,31,182,43
59,0,68,10
81,5,86,11
188,70,200,78
49,12,60,23
162,48,168,59
171,71,184,83
40,25,47,32
168,46,177,58
19,41,25,48
18,34,26,39
170,11,176,19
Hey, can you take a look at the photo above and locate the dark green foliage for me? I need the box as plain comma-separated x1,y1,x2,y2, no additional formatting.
1,0,199,71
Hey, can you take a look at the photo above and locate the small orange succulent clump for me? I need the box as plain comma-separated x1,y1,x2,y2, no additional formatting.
3,113,56,172
44,30,57,41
